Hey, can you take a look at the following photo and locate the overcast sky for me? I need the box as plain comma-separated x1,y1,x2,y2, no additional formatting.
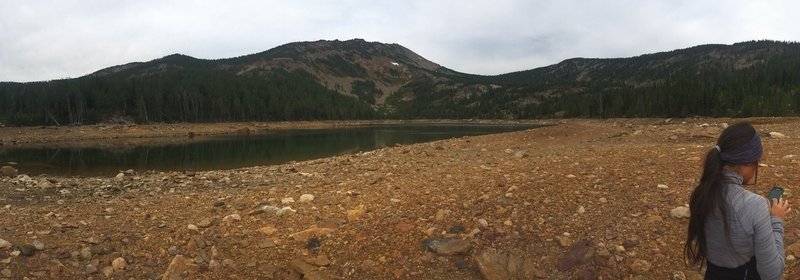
1,0,798,82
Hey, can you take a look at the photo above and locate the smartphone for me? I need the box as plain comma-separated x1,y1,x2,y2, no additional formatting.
768,186,784,205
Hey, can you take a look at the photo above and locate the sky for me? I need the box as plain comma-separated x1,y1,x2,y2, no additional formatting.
1,0,799,82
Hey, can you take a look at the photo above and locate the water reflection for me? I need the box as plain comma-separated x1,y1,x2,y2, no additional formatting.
0,124,537,176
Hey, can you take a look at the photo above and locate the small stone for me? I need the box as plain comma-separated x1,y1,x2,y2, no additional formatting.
556,236,572,247
197,218,213,228
115,173,125,181
212,201,225,207
86,264,98,274
80,247,93,259
630,259,651,274
615,245,626,252
599,197,608,203
577,206,586,214
258,226,278,235
686,157,701,161
103,266,114,277
477,219,489,228
566,174,577,179
112,257,127,271
281,197,295,204
657,184,669,189
277,207,296,216
670,207,690,219
223,214,241,223
298,194,315,203
423,238,472,255
187,224,199,231
503,220,513,226
14,244,35,256
347,208,365,221
1,268,10,278
787,255,796,262
0,238,11,249
32,240,44,250
390,198,402,203
770,132,787,139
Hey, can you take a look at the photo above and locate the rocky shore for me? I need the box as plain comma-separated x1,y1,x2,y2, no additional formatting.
2,118,800,279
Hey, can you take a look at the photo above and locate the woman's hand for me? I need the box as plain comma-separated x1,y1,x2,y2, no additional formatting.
769,197,792,219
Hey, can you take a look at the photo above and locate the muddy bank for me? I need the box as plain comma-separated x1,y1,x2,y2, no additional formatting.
1,118,800,279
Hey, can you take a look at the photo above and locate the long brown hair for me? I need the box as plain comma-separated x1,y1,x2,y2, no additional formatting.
684,122,759,266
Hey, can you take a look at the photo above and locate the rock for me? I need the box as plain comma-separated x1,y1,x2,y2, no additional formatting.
212,201,225,207
657,184,669,189
80,247,93,259
473,248,537,280
670,207,690,219
686,156,701,161
559,239,594,271
197,218,214,228
38,179,55,189
630,259,651,274
103,266,114,277
277,207,296,216
281,197,295,204
577,206,586,214
115,173,125,181
306,255,331,266
112,257,127,271
222,214,241,223
13,244,36,256
258,226,278,235
0,166,18,177
32,240,45,250
423,238,472,255
187,224,199,231
1,268,10,278
785,242,800,256
477,218,489,228
0,238,10,249
162,255,198,280
298,194,315,203
769,132,787,139
289,227,336,241
347,208,365,221
556,236,572,247
599,197,608,203
566,174,577,179
86,264,98,274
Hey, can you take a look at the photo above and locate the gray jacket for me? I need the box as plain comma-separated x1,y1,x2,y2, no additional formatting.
705,170,785,279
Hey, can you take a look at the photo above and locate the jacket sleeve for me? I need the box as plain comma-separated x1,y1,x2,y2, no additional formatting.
751,196,785,280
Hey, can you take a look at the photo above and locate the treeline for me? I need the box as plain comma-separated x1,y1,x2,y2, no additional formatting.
388,41,800,119
0,69,377,126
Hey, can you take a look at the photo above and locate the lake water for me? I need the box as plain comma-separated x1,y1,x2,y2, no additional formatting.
0,124,538,176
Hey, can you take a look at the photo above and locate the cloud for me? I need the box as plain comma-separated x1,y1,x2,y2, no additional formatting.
1,0,799,82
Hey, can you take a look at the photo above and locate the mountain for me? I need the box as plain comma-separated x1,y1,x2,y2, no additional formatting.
1,39,799,125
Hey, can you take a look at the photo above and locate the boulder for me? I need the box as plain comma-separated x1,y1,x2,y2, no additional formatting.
161,255,197,280
0,166,17,177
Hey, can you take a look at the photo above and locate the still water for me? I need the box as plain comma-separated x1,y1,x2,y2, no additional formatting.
0,124,538,176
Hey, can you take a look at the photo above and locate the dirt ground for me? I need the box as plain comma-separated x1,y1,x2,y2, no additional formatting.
1,118,800,279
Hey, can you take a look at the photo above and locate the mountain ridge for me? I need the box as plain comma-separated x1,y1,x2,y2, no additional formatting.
1,39,799,125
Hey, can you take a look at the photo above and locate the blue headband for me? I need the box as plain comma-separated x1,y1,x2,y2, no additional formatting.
719,133,762,164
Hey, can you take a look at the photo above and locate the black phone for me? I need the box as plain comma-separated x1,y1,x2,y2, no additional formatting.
768,186,784,205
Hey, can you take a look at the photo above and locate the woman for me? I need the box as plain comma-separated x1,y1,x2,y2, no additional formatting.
685,122,791,280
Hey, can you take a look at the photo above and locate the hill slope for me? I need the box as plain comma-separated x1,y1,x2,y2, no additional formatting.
1,39,799,125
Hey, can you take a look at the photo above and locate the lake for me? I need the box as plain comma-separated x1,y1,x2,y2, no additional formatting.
0,123,538,176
